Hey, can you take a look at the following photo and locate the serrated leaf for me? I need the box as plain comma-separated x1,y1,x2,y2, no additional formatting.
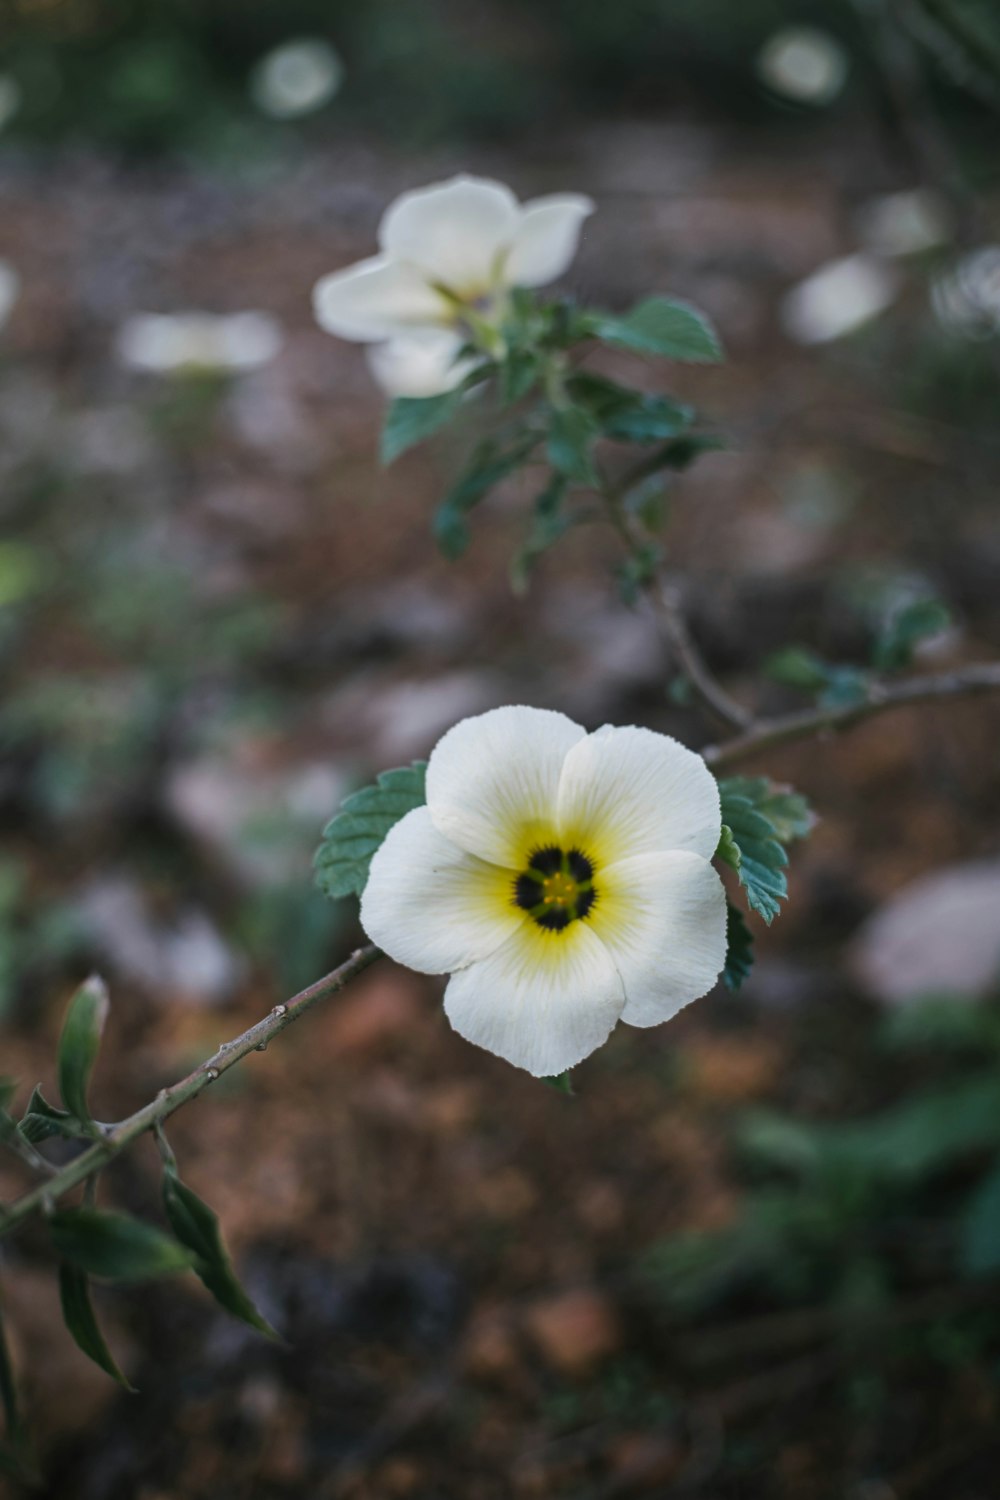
715,825,741,872
57,975,109,1125
717,779,791,924
380,388,465,465
58,1263,135,1389
162,1165,277,1338
547,404,599,484
589,297,723,363
314,762,427,902
959,1157,1000,1275
565,373,693,443
18,1083,88,1143
725,777,815,845
723,902,754,992
49,1208,195,1283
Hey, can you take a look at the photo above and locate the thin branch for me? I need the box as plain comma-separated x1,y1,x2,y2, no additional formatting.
704,661,1000,769
0,944,381,1240
649,582,753,731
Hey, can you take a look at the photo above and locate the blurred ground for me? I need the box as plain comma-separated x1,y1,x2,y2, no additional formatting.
1,50,1000,1500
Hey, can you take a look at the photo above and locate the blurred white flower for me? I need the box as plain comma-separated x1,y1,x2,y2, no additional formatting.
0,261,19,330
757,26,849,106
0,75,21,132
117,311,283,374
313,174,594,392
365,329,477,398
781,254,900,345
931,246,1000,339
858,189,953,259
360,705,727,1077
249,38,343,120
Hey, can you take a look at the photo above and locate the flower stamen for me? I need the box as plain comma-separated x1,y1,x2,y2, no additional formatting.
513,845,597,931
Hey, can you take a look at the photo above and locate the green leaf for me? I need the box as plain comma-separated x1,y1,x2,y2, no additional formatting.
588,297,723,363
57,975,109,1125
381,388,468,465
18,1084,88,1143
49,1208,195,1283
566,373,693,443
874,598,952,673
432,433,537,559
732,778,816,844
715,825,741,872
162,1165,278,1338
58,1263,135,1389
542,1072,574,1095
765,647,871,708
546,404,598,485
717,778,791,925
499,349,541,405
314,762,427,902
509,475,572,593
960,1157,1000,1276
723,903,755,992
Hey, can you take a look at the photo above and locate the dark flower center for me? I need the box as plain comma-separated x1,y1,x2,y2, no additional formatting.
513,845,597,931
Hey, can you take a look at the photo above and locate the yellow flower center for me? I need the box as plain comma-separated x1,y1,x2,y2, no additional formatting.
513,846,598,932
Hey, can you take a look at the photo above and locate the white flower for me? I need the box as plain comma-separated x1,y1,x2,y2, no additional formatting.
116,312,283,374
365,330,475,398
360,706,727,1077
780,254,900,345
249,38,343,120
756,27,849,106
312,174,594,393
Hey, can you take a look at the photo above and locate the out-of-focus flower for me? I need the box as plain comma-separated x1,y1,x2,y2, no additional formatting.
116,312,283,374
313,174,594,394
0,261,19,330
365,330,477,398
857,189,953,259
931,246,1000,339
756,26,849,106
781,254,900,344
360,705,726,1077
249,38,343,120
0,75,21,132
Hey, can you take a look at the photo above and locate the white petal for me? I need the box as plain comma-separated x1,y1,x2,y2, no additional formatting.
379,175,520,297
504,194,595,288
557,725,721,866
366,329,472,398
590,851,727,1027
312,254,450,342
425,705,586,868
360,807,522,974
444,919,624,1075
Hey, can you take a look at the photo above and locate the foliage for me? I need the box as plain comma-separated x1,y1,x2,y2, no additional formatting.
314,762,427,901
717,776,813,925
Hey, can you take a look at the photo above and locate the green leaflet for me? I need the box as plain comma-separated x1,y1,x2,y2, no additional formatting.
723,902,754,992
58,1264,135,1390
314,762,427,901
57,975,109,1127
717,776,813,924
162,1165,278,1338
587,296,723,363
49,1208,195,1283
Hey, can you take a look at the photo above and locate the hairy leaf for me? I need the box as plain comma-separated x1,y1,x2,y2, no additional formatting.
588,297,723,363
723,902,755,992
58,1264,135,1389
718,778,795,924
57,975,109,1126
314,762,427,901
49,1209,195,1283
162,1165,277,1338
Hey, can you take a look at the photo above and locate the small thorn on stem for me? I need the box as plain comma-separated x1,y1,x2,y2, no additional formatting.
271,1003,288,1017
